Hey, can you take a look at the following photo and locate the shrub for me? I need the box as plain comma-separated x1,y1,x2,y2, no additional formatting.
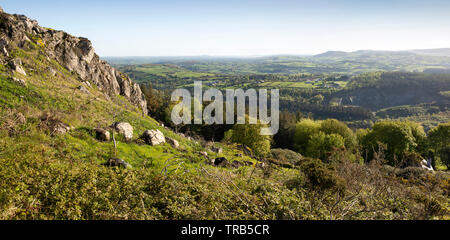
300,159,346,194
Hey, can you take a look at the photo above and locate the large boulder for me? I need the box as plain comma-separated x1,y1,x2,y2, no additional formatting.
95,128,110,142
166,137,179,149
142,129,166,146
112,122,133,141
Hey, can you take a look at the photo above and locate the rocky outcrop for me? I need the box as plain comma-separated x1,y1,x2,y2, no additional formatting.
0,9,147,114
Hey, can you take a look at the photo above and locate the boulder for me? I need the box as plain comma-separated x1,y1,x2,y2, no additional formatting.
213,157,228,167
0,38,8,56
105,158,132,169
142,129,165,146
211,146,223,154
95,128,110,142
112,122,133,141
39,115,71,136
49,121,70,135
165,137,179,148
11,77,26,86
9,58,27,76
421,159,434,171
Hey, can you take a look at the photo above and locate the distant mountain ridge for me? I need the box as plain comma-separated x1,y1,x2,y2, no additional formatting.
314,48,450,58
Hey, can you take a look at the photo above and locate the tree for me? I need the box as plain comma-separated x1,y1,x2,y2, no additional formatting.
293,119,355,161
293,119,320,154
428,123,450,168
306,132,345,160
319,119,357,150
361,120,426,166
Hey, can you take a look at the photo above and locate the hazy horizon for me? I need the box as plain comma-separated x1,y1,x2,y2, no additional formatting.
2,0,450,56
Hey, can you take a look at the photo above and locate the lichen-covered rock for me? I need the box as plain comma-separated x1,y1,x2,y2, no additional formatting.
0,10,147,114
165,137,179,148
142,129,165,146
112,122,133,141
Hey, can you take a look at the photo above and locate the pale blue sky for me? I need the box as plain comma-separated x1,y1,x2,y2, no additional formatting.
2,0,450,56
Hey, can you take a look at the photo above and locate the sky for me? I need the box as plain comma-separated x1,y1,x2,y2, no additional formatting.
2,0,450,56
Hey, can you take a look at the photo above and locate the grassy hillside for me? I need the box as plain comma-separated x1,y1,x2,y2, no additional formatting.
0,32,449,220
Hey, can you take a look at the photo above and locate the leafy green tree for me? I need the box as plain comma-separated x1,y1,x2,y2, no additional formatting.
293,119,355,161
293,119,320,153
428,123,450,168
306,132,345,160
361,120,426,166
319,119,357,150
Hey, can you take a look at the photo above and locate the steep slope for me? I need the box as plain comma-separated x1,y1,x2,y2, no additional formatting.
0,8,448,220
0,7,147,114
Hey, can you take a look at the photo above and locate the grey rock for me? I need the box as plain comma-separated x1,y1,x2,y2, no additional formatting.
105,158,132,169
142,129,166,146
9,58,27,76
0,38,8,56
112,122,133,141
166,137,179,148
95,128,110,142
